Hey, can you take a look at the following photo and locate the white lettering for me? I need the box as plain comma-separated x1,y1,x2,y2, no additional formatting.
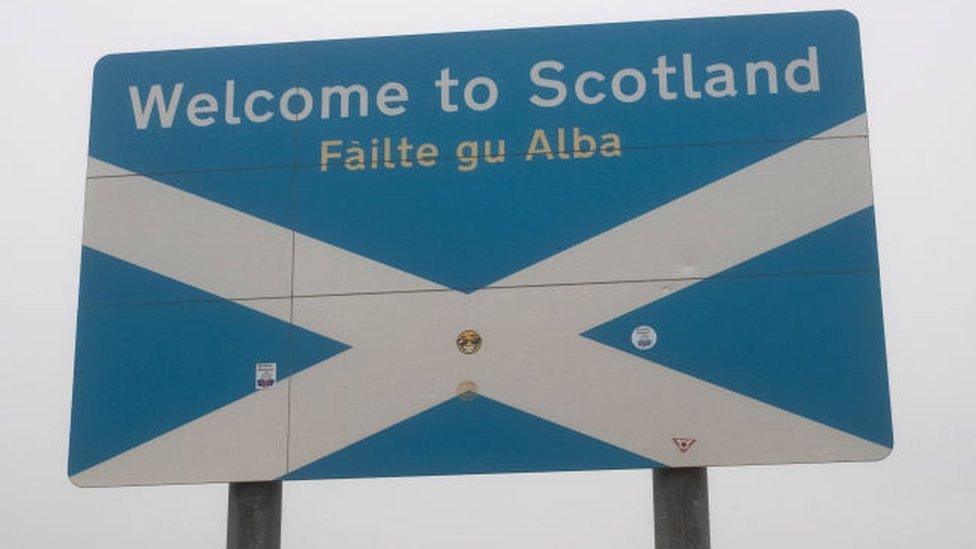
463,76,498,111
376,82,408,116
529,60,567,108
746,61,779,95
435,68,460,112
682,53,702,99
321,85,367,119
574,71,606,105
187,93,218,127
244,90,274,123
705,63,737,98
611,68,646,103
785,46,820,93
224,80,241,125
129,83,184,129
652,55,678,100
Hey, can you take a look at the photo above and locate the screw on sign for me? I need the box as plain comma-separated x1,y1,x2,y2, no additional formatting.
457,381,478,400
456,329,482,355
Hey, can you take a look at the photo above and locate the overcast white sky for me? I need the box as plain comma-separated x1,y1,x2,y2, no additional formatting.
1,0,974,547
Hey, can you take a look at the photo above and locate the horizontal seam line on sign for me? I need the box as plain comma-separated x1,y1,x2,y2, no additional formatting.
79,294,296,309
84,133,868,180
86,162,297,180
293,267,876,297
79,268,877,307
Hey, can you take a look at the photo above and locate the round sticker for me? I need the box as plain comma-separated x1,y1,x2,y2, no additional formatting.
631,325,657,351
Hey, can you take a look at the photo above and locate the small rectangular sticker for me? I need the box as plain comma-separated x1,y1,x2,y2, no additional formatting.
255,363,277,390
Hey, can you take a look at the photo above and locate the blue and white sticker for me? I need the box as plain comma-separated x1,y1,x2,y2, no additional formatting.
631,326,657,351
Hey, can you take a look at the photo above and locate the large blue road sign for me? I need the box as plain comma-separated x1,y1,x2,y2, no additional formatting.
70,10,892,486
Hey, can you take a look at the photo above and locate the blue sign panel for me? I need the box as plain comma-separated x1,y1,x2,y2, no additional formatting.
71,10,891,486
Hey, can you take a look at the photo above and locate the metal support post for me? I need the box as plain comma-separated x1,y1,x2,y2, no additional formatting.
227,481,282,549
653,467,710,549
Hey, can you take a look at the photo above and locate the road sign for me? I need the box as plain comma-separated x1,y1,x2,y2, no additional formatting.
70,10,892,487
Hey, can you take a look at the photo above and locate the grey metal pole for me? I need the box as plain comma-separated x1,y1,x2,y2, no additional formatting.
227,481,282,549
653,467,710,549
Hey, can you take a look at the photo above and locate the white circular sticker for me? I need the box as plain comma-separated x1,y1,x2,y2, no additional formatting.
631,325,657,351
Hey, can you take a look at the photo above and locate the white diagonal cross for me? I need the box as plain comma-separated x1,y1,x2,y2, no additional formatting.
73,115,889,487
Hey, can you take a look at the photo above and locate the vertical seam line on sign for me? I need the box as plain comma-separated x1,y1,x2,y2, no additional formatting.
285,57,301,475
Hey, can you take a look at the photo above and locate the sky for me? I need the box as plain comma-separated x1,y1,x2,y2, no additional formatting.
1,0,974,547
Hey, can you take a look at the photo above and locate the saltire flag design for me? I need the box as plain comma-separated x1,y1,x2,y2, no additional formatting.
70,11,892,486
